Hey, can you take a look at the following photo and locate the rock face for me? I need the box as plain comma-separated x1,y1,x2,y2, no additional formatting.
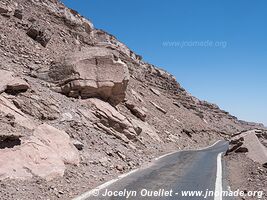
88,98,137,140
228,130,267,164
131,119,161,142
125,101,146,121
243,131,267,164
48,47,130,105
0,0,266,198
12,93,60,120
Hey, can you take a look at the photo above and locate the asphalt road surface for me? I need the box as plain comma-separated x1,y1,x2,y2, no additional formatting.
82,140,230,200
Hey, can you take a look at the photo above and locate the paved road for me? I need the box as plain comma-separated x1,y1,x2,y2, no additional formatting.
83,140,229,200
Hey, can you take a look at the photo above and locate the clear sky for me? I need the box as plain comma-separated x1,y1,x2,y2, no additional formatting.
62,0,267,126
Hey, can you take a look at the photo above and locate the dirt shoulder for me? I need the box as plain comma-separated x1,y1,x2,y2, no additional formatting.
226,153,267,200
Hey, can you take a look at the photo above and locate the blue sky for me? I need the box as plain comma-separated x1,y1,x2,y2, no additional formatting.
62,0,267,126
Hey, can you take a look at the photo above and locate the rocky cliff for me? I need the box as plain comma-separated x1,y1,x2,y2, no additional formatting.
0,0,264,199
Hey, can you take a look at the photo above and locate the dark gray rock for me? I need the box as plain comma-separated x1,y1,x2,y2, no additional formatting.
27,22,52,47
72,140,84,151
14,9,23,20
235,147,249,153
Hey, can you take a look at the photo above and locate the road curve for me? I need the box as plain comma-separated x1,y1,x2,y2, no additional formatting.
77,140,229,200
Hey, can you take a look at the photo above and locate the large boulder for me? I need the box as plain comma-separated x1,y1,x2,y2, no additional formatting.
0,96,79,180
33,124,80,165
0,124,79,180
0,70,30,94
48,47,129,105
0,70,13,93
0,136,66,180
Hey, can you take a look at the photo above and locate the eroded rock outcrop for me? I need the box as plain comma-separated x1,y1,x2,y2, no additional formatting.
12,93,60,120
88,98,137,141
131,119,161,142
47,47,129,105
125,100,147,121
228,130,267,164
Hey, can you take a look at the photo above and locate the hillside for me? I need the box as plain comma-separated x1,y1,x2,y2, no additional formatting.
0,0,265,199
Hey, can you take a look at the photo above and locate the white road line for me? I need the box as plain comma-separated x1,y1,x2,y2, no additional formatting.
72,140,224,200
72,179,118,200
198,140,222,150
155,151,176,160
214,152,223,200
118,169,138,179
72,169,139,200
155,140,223,161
